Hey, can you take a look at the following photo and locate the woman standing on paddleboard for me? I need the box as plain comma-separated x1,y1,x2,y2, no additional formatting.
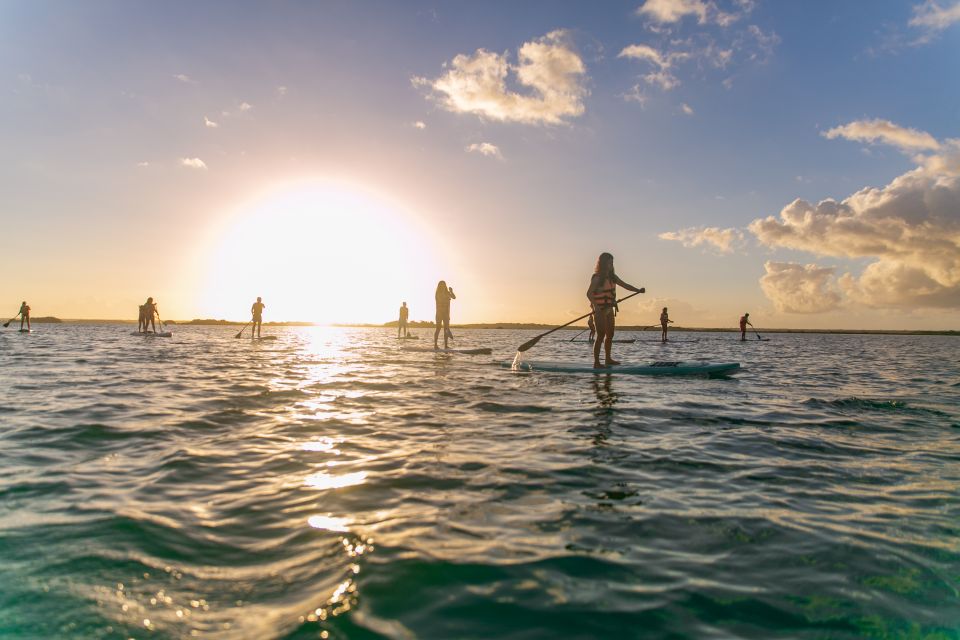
18,301,31,331
142,297,159,333
433,281,456,349
587,253,643,368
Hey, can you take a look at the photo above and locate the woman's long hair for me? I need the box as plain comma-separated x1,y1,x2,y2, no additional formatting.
435,281,447,299
594,253,614,279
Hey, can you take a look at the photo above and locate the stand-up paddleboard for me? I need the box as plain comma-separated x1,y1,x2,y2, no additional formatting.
505,360,740,376
252,335,278,341
17,329,32,333
569,339,635,344
399,336,420,340
132,331,173,338
403,346,493,355
740,338,770,342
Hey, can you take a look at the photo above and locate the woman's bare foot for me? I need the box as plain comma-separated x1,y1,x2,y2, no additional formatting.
606,358,621,366
593,361,606,369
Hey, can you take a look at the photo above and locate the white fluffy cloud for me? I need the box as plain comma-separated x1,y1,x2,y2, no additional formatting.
637,0,710,23
759,262,842,313
180,157,207,170
822,119,940,152
750,130,960,309
465,142,503,160
413,121,427,130
680,103,694,115
658,226,743,253
204,116,219,128
417,30,588,125
173,74,196,85
909,0,960,31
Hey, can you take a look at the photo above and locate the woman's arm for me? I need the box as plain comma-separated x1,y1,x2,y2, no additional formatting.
448,288,456,300
613,275,645,294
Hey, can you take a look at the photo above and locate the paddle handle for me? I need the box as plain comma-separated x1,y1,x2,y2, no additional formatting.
522,290,643,349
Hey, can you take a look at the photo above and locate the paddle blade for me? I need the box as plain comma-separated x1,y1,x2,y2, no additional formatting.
2,322,8,328
517,335,541,352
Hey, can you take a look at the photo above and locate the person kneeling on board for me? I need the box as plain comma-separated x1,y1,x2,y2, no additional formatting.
587,252,644,368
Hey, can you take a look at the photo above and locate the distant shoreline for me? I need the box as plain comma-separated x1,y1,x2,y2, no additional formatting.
33,317,959,336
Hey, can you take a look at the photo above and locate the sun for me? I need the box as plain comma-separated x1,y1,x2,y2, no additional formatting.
197,180,445,324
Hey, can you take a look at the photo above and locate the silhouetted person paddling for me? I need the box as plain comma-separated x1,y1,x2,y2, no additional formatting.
587,252,644,368
739,312,753,341
142,297,159,333
251,297,265,338
434,281,456,349
587,314,596,343
18,301,31,331
398,301,409,338
660,307,673,343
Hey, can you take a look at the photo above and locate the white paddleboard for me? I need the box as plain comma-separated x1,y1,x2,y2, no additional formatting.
132,331,172,338
505,360,740,376
403,346,493,355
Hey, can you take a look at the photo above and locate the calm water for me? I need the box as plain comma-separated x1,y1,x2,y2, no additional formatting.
1,325,958,639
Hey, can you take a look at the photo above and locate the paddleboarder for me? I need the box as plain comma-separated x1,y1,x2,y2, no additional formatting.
587,315,596,343
660,307,673,343
398,301,410,338
251,297,265,338
739,312,753,341
18,301,31,331
142,297,159,333
587,253,644,368
433,281,456,349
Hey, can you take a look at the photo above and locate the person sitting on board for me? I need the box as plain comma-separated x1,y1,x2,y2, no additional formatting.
398,301,410,338
142,297,159,333
19,301,31,331
739,312,753,341
251,297,265,338
587,314,596,343
587,252,644,368
660,307,674,343
433,281,456,349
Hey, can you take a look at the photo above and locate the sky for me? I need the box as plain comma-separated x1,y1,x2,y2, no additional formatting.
1,0,958,329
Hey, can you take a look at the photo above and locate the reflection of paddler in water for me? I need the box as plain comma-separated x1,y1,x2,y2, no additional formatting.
589,373,618,450
433,281,456,349
141,297,159,333
251,297,265,338
660,307,674,343
586,252,644,368
398,301,409,338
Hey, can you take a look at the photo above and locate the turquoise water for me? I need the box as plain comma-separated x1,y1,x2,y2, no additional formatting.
1,325,958,639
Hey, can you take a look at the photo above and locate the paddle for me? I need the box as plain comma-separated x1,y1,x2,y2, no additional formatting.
517,291,643,353
235,321,251,338
569,329,587,342
753,327,764,341
2,313,19,329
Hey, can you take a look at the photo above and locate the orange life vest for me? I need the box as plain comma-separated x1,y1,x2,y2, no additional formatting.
590,276,616,307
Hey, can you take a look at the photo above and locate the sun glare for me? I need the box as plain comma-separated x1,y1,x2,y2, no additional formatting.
199,181,444,324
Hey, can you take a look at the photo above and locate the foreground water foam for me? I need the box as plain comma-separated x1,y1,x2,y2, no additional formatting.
0,325,957,639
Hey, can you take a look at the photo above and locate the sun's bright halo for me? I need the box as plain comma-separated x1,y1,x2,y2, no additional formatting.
198,180,444,324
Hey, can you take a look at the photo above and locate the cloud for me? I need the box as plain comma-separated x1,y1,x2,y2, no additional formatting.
413,120,427,130
204,116,219,128
759,262,842,313
180,157,207,170
277,86,288,96
749,130,960,309
637,0,709,24
622,85,649,104
418,29,588,125
238,102,253,112
658,226,743,253
822,119,940,153
136,161,150,168
619,10,776,98
909,0,960,31
173,74,197,85
466,142,503,160
680,102,694,115
635,0,751,26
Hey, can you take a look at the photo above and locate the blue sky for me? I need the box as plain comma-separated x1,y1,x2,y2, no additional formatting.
1,1,958,328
